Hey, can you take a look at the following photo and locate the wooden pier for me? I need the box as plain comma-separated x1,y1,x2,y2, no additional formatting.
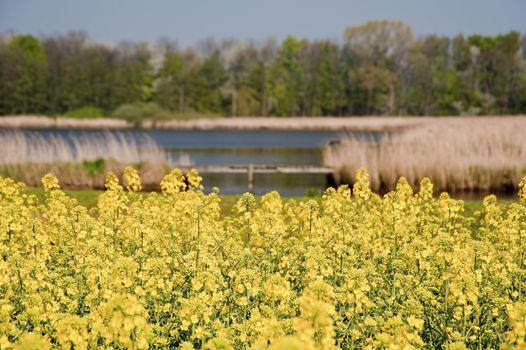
180,164,334,192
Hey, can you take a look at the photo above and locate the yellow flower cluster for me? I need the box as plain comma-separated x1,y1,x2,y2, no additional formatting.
1,169,526,349
124,166,143,193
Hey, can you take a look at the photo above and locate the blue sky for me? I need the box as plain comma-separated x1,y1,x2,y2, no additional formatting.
1,0,525,46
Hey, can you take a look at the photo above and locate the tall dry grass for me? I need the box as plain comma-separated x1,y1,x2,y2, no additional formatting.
0,131,167,164
323,118,526,193
0,115,421,131
0,131,188,189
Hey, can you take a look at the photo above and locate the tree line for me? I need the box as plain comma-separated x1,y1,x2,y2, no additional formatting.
1,20,525,118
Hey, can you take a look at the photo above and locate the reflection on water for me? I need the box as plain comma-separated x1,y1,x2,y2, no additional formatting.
449,191,517,201
167,148,322,166
203,173,329,196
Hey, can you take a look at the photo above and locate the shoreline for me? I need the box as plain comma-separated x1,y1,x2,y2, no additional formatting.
0,115,525,131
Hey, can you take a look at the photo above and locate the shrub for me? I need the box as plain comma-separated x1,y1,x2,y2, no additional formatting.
82,158,105,176
62,106,103,119
112,102,172,124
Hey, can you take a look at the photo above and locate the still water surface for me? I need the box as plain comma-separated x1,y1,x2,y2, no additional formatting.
13,129,516,199
20,129,360,195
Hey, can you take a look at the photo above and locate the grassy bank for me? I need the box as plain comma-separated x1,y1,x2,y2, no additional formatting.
324,117,526,193
25,188,318,216
27,187,103,209
25,187,514,217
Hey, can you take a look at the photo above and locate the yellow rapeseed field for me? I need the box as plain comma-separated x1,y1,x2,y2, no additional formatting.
1,167,526,349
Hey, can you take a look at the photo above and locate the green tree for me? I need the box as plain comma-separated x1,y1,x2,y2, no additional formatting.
194,50,228,113
269,36,306,116
225,43,267,116
1,26,525,118
343,20,412,115
44,32,89,114
157,48,189,113
2,34,48,114
109,42,154,111
313,40,344,116
468,31,523,113
157,47,227,114
404,35,459,115
446,34,485,115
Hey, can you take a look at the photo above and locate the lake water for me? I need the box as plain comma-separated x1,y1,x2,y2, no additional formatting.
7,128,518,199
17,129,373,196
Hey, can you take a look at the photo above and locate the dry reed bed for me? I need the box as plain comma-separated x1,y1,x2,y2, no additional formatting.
0,115,431,131
0,131,176,188
2,115,525,131
142,116,423,131
0,115,130,129
323,118,526,193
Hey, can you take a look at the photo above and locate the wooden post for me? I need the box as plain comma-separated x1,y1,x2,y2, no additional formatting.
247,164,254,193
